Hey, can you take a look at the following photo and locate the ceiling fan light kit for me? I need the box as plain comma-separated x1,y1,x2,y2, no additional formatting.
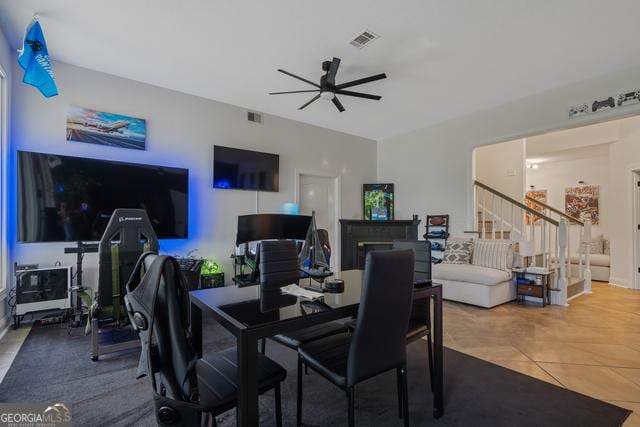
269,57,386,112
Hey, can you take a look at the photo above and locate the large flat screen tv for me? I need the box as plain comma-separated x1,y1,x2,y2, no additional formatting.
213,146,279,192
18,151,188,242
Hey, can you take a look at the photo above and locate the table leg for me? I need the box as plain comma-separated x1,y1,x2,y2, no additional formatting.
191,302,202,358
432,290,444,418
237,331,259,426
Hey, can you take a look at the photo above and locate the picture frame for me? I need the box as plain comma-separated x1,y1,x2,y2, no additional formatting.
363,183,394,220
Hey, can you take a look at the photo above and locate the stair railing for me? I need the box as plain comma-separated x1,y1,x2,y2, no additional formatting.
525,195,592,295
474,180,569,305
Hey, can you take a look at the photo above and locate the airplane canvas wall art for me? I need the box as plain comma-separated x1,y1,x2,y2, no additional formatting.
66,105,146,150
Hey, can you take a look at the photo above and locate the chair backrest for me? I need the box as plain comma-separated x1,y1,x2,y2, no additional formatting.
347,249,415,386
125,253,197,403
259,240,300,290
98,209,159,312
392,240,431,325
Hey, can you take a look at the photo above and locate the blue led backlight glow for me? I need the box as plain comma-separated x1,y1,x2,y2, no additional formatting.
281,202,299,215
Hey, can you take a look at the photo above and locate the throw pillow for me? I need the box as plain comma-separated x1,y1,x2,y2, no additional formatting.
580,234,603,255
603,238,610,255
442,239,473,264
471,239,514,271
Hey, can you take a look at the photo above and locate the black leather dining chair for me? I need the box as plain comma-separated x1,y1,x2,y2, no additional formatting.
125,253,286,427
260,240,348,355
392,239,434,390
296,249,416,427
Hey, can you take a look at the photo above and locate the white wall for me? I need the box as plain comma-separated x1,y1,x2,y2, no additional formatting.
526,121,619,158
525,150,610,249
8,61,377,291
378,64,640,290
609,116,640,287
474,139,525,201
0,23,13,332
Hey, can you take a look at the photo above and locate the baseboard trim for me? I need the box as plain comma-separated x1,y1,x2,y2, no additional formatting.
567,291,585,302
608,277,629,288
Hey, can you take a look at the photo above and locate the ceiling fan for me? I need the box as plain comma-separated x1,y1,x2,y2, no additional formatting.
269,57,386,112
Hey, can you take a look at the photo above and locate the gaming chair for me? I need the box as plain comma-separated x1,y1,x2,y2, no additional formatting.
125,253,286,426
90,208,159,361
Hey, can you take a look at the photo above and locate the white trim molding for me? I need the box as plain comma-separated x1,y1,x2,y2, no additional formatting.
608,277,630,288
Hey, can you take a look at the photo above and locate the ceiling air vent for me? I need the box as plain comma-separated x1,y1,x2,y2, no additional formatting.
247,111,262,124
349,30,379,49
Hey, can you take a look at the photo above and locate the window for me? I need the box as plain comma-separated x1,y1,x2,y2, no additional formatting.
0,66,6,294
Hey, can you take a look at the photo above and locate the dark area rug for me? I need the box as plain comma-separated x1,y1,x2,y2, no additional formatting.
0,317,631,426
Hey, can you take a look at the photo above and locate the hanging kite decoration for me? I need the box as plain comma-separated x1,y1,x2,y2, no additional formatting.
17,16,58,98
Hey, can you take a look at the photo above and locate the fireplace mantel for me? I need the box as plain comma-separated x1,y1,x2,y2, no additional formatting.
339,219,421,270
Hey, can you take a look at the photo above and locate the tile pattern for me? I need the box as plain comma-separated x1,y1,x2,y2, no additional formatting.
0,326,31,383
443,282,640,426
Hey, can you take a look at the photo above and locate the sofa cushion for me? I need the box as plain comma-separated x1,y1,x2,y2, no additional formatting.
570,254,610,267
580,234,603,255
443,239,473,264
433,263,512,286
471,239,514,272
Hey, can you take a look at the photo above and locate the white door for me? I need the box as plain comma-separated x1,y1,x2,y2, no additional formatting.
298,174,337,269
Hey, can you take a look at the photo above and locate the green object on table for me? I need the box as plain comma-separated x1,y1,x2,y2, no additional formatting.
201,259,221,275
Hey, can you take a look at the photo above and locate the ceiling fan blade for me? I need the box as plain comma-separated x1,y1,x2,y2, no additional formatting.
326,57,341,86
277,69,321,88
335,73,387,90
335,90,381,100
298,94,321,110
332,96,345,112
269,89,320,95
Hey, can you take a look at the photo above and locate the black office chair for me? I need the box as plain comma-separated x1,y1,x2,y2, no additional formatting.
260,240,349,356
297,249,416,427
124,253,286,427
392,240,434,390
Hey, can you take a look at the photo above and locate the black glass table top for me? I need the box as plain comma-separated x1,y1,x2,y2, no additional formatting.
190,270,435,329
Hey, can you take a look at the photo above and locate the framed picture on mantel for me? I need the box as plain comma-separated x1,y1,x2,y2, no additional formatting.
363,183,394,220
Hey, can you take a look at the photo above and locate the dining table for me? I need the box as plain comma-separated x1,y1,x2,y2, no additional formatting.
189,269,444,426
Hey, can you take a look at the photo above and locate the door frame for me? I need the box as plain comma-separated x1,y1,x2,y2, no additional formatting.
632,167,640,290
294,169,342,270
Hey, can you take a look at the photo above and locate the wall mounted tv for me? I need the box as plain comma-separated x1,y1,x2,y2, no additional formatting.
213,145,279,192
18,151,189,242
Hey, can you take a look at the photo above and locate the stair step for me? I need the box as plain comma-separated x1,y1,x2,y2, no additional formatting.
567,277,585,298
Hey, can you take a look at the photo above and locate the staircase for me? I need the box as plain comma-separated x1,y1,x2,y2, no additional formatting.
473,180,593,306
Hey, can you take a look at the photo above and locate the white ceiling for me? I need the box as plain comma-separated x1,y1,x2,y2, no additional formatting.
1,1,640,140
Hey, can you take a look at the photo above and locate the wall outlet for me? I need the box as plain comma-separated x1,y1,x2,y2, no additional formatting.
507,168,517,176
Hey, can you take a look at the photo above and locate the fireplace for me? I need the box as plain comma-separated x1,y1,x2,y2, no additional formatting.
339,219,421,270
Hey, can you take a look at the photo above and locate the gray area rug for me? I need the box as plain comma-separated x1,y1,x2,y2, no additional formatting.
0,318,631,426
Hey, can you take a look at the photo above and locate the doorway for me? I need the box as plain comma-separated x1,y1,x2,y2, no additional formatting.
634,170,640,289
296,171,341,270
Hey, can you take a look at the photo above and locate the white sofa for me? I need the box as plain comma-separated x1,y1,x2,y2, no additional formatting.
432,263,515,308
568,254,610,282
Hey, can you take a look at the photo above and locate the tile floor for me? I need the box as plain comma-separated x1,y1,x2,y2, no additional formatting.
0,325,30,383
444,282,640,426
